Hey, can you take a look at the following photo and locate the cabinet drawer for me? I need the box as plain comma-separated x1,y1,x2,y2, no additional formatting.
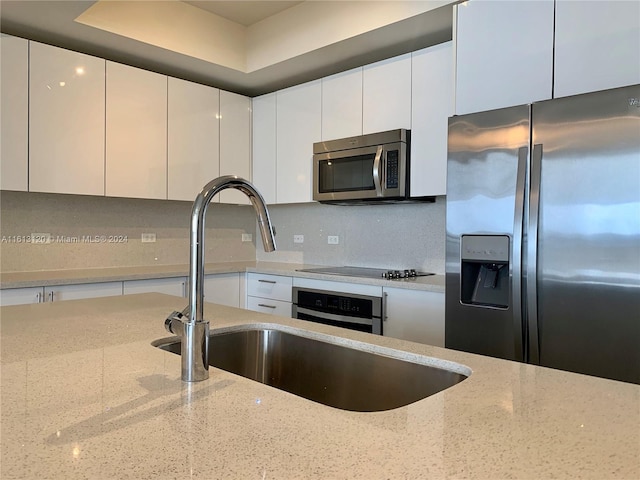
246,296,292,317
247,273,292,301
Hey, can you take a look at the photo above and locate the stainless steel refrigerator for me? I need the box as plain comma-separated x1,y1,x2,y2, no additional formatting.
445,84,640,384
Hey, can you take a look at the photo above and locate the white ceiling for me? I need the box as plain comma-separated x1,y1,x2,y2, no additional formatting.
0,1,454,96
183,1,304,26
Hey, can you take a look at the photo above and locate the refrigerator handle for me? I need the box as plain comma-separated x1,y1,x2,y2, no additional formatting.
527,143,543,364
512,146,528,361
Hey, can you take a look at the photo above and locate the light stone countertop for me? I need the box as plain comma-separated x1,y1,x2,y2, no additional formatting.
0,261,446,293
1,293,638,479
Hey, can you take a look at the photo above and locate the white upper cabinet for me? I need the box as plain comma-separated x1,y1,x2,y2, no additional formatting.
219,90,252,205
362,53,412,134
554,0,640,98
251,93,277,204
167,78,220,202
321,67,363,140
276,80,321,204
29,42,106,195
106,61,167,199
454,0,554,115
0,35,28,192
411,42,453,198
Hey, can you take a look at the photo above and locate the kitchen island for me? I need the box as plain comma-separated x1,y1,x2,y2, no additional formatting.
1,294,638,479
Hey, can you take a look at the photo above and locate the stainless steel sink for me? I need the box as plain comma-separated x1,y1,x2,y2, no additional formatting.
153,327,468,412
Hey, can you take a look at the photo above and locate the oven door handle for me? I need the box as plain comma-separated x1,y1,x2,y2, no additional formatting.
295,307,376,327
372,145,384,196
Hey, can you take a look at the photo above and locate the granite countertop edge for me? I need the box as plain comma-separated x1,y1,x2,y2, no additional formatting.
0,261,446,293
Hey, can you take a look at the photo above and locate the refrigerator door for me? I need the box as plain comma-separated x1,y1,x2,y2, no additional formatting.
446,105,530,361
531,85,640,384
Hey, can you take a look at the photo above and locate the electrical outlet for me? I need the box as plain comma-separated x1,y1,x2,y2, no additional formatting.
293,234,304,244
242,233,253,242
141,233,156,243
327,235,339,245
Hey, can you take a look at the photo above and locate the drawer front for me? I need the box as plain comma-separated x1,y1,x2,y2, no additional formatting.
247,273,292,301
246,296,292,317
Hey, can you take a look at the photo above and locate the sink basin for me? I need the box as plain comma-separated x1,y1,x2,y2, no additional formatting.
153,327,469,412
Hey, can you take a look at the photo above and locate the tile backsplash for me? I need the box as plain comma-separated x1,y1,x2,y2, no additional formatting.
0,191,256,272
257,199,446,274
1,192,446,274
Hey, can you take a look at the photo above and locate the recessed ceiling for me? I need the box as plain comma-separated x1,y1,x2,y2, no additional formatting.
183,1,303,27
0,1,455,96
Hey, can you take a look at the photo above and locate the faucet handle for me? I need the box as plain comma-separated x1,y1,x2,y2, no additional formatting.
165,306,189,334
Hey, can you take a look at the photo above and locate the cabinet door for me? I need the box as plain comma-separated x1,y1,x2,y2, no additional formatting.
167,78,220,201
322,67,363,140
251,93,277,204
554,0,640,98
29,42,105,195
106,61,167,199
219,90,251,205
362,53,412,134
411,42,452,198
45,282,122,302
383,287,444,347
203,273,240,308
123,278,186,297
0,35,28,192
276,80,321,204
0,287,44,306
454,0,554,115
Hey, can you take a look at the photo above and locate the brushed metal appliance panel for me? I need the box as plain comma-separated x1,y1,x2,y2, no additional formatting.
445,105,530,361
531,85,640,383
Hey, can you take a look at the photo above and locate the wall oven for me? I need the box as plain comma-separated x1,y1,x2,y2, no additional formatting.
312,129,411,204
292,287,383,335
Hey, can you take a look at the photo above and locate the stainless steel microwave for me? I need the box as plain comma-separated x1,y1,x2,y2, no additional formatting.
313,129,411,204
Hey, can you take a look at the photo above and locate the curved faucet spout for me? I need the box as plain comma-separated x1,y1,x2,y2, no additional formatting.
169,176,276,382
189,176,276,324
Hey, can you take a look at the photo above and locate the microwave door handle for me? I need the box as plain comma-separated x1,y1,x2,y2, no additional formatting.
373,145,384,195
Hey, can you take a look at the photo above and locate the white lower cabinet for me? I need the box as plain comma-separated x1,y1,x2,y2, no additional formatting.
45,283,123,302
123,277,187,297
0,282,122,306
0,287,46,306
383,287,444,347
203,272,241,308
247,273,292,317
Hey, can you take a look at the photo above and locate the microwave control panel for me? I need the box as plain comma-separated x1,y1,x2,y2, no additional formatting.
386,150,399,188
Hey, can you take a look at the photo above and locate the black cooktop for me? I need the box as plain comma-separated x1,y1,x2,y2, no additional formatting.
297,266,434,280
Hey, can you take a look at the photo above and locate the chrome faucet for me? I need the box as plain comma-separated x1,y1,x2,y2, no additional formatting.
165,176,276,382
